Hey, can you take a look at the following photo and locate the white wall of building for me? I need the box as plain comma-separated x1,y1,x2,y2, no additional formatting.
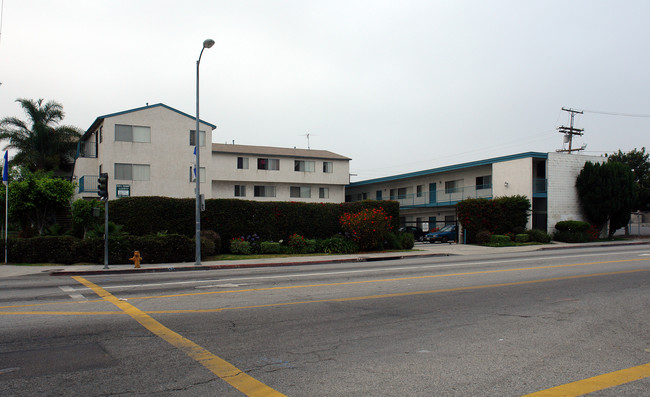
546,152,605,231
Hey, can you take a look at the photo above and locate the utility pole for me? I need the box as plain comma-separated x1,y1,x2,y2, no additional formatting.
556,107,585,154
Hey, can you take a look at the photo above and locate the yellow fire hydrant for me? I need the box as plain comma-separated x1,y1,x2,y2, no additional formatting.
130,251,142,268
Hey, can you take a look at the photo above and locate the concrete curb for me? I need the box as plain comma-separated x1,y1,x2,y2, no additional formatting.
49,252,451,276
43,239,650,277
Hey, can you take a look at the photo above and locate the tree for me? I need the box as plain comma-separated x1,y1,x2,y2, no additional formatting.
576,161,637,238
0,171,76,236
607,147,650,212
0,98,82,174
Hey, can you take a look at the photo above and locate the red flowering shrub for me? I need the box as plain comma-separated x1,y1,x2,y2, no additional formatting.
339,208,393,251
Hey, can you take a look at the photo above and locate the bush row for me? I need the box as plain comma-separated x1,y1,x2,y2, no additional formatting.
107,197,400,245
475,229,551,246
229,232,414,255
1,235,214,265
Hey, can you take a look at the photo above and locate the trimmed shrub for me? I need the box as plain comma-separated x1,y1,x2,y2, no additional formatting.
515,234,530,243
229,238,252,255
489,235,512,245
526,229,551,243
260,241,282,254
554,220,590,243
201,230,221,254
555,220,590,233
396,232,414,250
320,236,359,254
475,230,492,245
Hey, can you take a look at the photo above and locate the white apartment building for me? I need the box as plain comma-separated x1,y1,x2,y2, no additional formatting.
345,152,605,234
73,103,351,203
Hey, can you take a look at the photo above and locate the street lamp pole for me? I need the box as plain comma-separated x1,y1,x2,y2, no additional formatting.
195,38,214,266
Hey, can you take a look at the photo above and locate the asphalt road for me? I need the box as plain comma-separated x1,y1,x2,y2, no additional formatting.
1,245,649,396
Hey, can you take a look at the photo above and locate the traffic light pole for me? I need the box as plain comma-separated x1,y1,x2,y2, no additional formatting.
103,198,109,269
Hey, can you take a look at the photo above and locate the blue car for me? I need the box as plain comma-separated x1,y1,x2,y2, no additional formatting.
425,224,457,244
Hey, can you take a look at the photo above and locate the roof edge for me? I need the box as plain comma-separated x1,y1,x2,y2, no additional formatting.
349,152,548,187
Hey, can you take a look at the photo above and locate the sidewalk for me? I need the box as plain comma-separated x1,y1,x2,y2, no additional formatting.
1,239,648,278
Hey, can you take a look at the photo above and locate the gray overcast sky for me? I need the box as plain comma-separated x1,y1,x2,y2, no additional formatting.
1,0,649,181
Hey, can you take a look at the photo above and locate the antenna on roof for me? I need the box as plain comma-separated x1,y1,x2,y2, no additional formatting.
300,132,317,150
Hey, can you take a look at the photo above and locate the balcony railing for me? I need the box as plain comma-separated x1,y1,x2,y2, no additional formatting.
387,184,493,208
534,178,547,195
79,175,99,193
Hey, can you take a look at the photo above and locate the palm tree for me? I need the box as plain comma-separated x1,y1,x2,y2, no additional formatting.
0,98,82,174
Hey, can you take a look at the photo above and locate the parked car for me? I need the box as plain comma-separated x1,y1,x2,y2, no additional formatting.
398,226,427,242
425,224,457,244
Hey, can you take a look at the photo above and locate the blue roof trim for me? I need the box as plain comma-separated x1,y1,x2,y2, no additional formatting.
83,103,216,137
349,152,548,187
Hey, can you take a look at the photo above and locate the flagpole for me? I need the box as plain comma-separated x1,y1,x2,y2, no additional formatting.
3,150,8,264
4,183,7,264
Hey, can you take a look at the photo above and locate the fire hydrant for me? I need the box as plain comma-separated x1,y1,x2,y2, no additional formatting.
130,251,142,268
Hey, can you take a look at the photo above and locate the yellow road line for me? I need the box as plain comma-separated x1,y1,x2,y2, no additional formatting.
121,258,650,302
0,257,647,312
72,276,285,397
142,269,648,314
0,268,647,316
522,362,650,396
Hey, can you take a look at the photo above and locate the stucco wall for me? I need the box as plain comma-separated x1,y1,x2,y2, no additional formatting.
546,152,605,232
492,158,533,199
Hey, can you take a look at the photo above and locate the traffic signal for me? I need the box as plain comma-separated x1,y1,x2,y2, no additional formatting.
97,173,109,200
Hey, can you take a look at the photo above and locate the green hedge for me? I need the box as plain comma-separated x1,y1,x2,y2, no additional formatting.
109,197,399,243
457,195,531,243
2,235,213,264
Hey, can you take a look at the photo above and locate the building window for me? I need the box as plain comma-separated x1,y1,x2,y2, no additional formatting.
115,125,151,143
397,187,407,199
115,163,150,181
476,175,492,190
295,160,315,172
99,126,103,143
189,130,206,146
323,162,333,173
189,166,206,183
237,157,249,169
290,186,311,198
319,187,329,199
445,180,463,194
254,185,276,197
258,158,280,170
234,185,246,197
416,185,424,197
376,190,382,200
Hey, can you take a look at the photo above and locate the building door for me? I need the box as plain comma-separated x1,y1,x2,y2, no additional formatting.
376,190,382,200
428,183,437,204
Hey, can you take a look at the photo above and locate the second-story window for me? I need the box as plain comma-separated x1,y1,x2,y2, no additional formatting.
476,175,492,190
323,162,333,173
115,125,151,143
445,180,463,194
258,158,280,170
295,160,315,172
189,130,206,146
237,157,249,169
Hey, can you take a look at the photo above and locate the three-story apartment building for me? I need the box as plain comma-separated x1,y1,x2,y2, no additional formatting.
73,104,351,203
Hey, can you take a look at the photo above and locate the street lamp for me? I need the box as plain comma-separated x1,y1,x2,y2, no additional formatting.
195,38,214,266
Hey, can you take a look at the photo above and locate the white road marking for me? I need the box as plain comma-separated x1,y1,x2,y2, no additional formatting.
75,249,650,291
59,285,88,301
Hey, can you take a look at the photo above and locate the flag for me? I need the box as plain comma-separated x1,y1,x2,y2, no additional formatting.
2,151,8,185
192,147,197,178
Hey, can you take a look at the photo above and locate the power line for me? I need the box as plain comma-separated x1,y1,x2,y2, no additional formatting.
582,109,650,118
